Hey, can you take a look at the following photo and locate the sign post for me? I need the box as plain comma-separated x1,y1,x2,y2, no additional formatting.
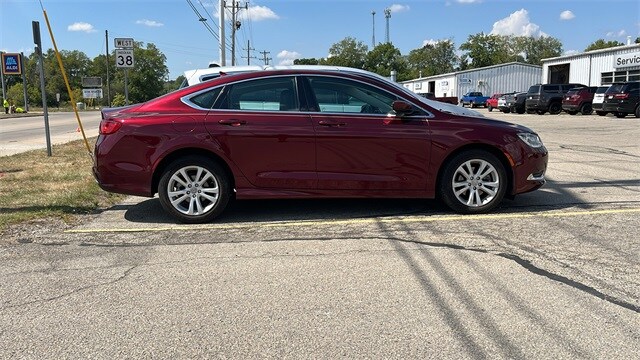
114,39,134,106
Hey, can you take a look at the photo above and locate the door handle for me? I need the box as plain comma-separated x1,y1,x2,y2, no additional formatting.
218,119,246,126
318,120,346,127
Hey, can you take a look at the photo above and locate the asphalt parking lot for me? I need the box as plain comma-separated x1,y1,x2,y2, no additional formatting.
1,109,639,358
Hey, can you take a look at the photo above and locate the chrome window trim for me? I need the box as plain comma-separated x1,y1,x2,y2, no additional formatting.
180,72,435,118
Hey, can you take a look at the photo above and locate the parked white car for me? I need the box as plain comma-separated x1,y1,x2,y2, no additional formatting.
592,86,610,116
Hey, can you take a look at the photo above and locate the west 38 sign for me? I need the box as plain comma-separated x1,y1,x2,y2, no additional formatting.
1,53,22,75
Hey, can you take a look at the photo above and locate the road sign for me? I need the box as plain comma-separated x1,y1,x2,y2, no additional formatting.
114,38,134,49
82,76,102,87
2,53,22,75
82,88,103,99
115,49,135,68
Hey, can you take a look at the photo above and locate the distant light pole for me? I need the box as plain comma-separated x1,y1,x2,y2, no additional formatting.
371,10,376,48
384,8,391,44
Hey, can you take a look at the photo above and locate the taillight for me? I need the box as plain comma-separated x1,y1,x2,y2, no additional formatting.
99,119,123,135
614,93,629,99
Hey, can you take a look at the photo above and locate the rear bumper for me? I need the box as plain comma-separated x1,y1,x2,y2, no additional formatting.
602,102,636,113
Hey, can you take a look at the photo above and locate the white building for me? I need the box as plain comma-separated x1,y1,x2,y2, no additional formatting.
541,43,640,86
400,62,542,98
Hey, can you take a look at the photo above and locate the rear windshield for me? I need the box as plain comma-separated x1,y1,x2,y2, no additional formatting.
606,84,626,93
527,85,540,94
566,90,579,96
596,86,609,94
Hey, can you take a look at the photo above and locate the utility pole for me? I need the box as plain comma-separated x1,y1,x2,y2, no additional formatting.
384,8,391,44
105,30,111,106
219,0,226,65
242,40,256,65
371,10,376,48
260,50,271,65
227,1,248,66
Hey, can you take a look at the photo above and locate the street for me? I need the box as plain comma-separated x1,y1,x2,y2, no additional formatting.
1,110,639,358
0,111,101,156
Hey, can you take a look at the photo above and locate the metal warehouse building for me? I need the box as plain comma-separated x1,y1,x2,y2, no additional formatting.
541,43,640,86
400,62,542,99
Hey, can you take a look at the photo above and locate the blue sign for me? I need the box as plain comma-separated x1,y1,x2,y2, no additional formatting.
2,53,22,75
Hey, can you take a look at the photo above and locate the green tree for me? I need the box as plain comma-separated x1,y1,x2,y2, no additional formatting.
459,33,563,68
459,33,515,68
584,39,625,51
110,42,168,103
407,40,457,78
514,36,563,65
322,37,368,68
364,42,409,80
293,58,320,65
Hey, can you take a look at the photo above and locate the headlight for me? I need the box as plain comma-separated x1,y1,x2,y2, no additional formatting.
517,132,543,148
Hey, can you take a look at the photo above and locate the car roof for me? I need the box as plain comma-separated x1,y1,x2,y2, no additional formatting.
182,64,393,88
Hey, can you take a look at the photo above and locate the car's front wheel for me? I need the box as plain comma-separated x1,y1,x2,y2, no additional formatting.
158,156,231,223
439,151,507,214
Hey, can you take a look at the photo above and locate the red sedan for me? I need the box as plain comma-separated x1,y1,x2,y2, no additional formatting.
94,68,548,223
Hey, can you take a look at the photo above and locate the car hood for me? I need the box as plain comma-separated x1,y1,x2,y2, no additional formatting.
421,98,485,118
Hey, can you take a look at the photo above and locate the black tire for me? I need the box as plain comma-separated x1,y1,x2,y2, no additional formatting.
580,103,592,115
516,107,525,114
549,102,562,115
439,150,507,214
596,111,607,116
488,106,493,112
158,156,232,223
635,105,640,118
614,112,627,118
536,110,545,115
503,108,511,114
567,111,578,115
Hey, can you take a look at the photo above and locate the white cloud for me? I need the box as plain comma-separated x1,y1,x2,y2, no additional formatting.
563,50,579,56
67,22,96,33
388,4,409,13
239,5,279,21
559,10,575,20
422,39,439,47
490,9,547,38
136,19,164,27
277,50,301,65
606,29,627,37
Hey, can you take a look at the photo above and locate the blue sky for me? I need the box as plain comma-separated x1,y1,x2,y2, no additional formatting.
1,0,639,80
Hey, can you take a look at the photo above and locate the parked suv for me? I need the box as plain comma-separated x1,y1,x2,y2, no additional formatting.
592,86,610,116
602,81,640,118
525,83,586,115
562,86,597,115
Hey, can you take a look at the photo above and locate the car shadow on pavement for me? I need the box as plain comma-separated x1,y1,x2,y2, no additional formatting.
114,177,625,224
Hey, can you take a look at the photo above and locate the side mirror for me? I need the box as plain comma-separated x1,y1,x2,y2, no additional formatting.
392,100,415,117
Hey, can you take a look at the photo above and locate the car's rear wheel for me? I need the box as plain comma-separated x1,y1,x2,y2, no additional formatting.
596,111,607,116
580,103,592,115
635,105,640,118
567,111,577,115
488,106,493,112
158,156,231,223
503,108,511,113
615,112,627,118
549,102,562,115
439,150,507,214
536,110,545,115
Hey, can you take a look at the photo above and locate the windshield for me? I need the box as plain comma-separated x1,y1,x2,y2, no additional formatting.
527,85,540,94
596,86,609,94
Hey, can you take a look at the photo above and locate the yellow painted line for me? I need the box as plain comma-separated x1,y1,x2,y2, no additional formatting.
65,207,640,234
